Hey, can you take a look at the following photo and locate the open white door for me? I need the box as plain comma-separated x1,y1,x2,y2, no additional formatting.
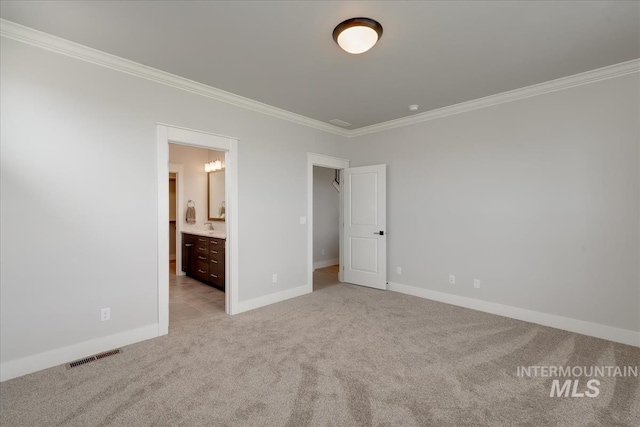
343,164,387,290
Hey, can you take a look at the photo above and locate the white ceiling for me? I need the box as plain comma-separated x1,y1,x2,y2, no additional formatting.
1,1,639,130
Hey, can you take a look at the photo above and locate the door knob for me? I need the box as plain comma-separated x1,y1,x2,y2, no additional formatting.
374,231,385,236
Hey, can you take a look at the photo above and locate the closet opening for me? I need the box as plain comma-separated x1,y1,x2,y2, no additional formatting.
306,153,350,294
312,166,341,291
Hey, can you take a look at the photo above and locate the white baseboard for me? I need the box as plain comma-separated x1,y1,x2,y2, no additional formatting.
313,259,339,270
0,324,159,382
387,282,640,348
236,284,310,314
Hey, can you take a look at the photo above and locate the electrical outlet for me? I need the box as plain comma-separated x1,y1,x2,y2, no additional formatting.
397,267,402,275
299,216,307,225
474,279,480,289
101,307,110,321
449,274,455,284
272,274,278,283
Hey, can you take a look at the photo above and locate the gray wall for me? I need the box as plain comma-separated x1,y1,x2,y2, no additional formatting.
346,73,640,332
0,38,346,364
313,166,339,267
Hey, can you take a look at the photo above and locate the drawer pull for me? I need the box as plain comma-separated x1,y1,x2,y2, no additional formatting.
211,250,218,254
211,274,218,278
198,238,206,242
198,269,207,274
212,241,219,245
211,259,218,264
198,256,206,260
185,244,194,247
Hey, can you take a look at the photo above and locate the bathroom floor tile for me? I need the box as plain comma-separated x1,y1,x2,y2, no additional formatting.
169,268,226,328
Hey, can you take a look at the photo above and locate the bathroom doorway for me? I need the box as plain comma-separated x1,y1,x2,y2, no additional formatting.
167,145,227,330
157,124,239,336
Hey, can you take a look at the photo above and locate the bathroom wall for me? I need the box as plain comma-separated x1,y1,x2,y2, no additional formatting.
168,144,226,233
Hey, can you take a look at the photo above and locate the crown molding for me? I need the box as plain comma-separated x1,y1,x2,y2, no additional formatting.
349,58,640,137
2,19,638,140
0,19,350,137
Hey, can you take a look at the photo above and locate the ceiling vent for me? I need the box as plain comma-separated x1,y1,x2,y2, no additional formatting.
329,119,352,128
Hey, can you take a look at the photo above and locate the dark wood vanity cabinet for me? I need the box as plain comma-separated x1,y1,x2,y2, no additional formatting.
208,238,225,288
182,233,225,291
182,233,197,276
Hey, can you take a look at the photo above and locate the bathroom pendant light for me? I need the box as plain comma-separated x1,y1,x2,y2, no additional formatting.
205,160,223,172
333,17,383,54
205,151,212,172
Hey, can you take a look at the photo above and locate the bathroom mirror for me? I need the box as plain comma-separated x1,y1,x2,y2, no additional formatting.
208,170,225,221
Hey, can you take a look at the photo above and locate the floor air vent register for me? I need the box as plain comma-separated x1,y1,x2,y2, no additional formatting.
67,349,122,369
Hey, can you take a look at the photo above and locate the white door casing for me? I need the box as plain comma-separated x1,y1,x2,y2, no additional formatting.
168,163,184,276
343,164,387,290
157,124,239,338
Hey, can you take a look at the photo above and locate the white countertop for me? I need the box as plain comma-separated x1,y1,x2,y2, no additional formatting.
181,229,226,239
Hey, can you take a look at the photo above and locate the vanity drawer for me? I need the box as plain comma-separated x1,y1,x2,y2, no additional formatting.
209,257,223,268
196,236,209,250
209,271,225,288
209,238,224,248
194,261,209,281
209,249,224,263
209,259,224,275
195,253,209,263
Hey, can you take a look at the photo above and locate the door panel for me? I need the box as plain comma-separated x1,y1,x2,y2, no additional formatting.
350,173,378,225
343,165,386,290
350,237,378,273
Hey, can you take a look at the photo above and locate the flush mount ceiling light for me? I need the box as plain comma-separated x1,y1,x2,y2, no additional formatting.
333,17,383,54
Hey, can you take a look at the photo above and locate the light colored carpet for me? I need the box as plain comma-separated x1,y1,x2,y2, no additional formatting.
1,283,639,426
